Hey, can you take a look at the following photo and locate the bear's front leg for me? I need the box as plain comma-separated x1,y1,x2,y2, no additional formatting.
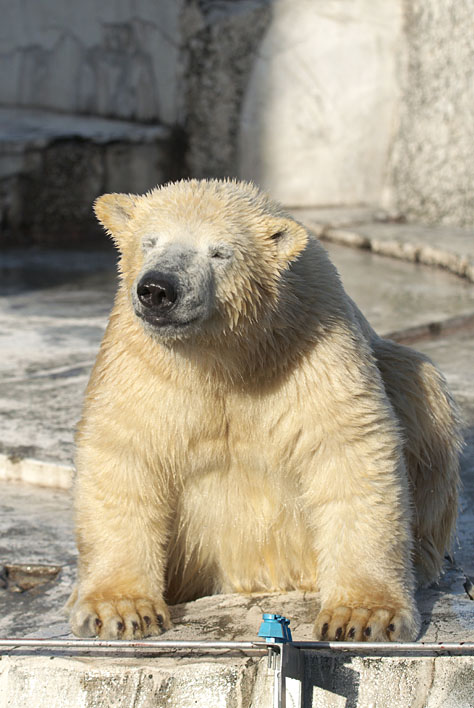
304,376,421,641
68,442,172,640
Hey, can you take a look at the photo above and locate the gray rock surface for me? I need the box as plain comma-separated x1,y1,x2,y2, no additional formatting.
0,248,117,468
385,1,474,226
0,108,179,245
182,0,271,179
0,1,184,124
238,0,403,208
0,482,75,639
3,0,474,231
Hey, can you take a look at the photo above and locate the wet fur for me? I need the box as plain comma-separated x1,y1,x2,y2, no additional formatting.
68,179,460,642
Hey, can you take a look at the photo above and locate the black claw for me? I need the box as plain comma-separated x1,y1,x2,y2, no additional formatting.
364,627,372,637
335,627,343,640
117,621,124,633
94,617,102,630
321,622,329,637
132,621,139,632
156,614,164,626
143,615,152,627
348,627,355,639
388,623,395,632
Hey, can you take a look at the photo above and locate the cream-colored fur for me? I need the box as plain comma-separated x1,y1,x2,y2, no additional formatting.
68,179,461,642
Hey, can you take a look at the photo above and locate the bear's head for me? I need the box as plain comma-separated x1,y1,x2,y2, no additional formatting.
94,179,311,347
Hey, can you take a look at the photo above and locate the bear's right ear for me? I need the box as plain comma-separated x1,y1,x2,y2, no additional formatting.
93,193,137,249
266,217,309,267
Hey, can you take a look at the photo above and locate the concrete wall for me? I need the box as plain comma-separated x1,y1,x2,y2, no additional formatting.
0,0,183,124
193,0,474,224
182,0,271,180
384,0,474,226
238,0,404,208
1,0,474,226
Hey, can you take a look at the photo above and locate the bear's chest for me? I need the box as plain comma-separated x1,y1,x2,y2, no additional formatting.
149,381,321,480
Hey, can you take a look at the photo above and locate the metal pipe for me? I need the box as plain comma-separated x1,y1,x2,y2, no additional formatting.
0,638,268,651
292,641,474,654
0,638,472,655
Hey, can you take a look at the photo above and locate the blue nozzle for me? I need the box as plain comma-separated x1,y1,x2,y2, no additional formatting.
258,613,292,643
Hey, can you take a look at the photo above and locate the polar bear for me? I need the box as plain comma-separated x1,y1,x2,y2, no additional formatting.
68,179,460,642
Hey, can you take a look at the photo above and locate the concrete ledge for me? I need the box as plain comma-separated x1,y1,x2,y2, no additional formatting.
0,107,181,245
295,208,474,282
0,654,269,708
0,454,73,490
0,108,170,151
304,654,474,708
2,647,473,708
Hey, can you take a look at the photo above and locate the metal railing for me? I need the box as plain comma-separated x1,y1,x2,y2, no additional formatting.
1,637,473,708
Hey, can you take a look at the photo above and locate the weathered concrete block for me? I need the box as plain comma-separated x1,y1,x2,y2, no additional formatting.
182,0,271,179
305,655,474,708
0,108,178,245
2,0,474,226
384,1,474,226
0,0,184,124
17,139,105,241
0,655,269,708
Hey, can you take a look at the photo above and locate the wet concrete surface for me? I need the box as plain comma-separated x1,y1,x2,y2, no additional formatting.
0,481,75,639
0,249,116,466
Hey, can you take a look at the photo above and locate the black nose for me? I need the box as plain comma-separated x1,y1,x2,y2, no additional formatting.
137,274,178,311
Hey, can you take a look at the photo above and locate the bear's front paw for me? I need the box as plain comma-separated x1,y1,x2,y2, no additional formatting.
69,596,172,639
314,605,418,642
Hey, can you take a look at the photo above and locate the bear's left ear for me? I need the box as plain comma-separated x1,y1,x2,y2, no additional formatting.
266,218,309,266
93,193,138,249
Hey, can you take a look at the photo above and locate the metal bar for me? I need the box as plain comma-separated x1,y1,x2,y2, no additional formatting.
274,655,283,708
0,638,268,652
291,641,474,653
1,638,472,654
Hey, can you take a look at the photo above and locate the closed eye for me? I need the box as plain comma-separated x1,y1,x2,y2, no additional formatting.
209,245,233,260
142,237,158,251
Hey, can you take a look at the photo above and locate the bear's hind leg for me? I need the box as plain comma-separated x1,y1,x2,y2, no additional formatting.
374,338,462,585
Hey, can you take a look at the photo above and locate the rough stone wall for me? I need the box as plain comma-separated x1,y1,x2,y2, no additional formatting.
0,109,180,246
0,0,184,124
181,0,271,179
2,0,474,227
385,0,474,225
10,137,177,245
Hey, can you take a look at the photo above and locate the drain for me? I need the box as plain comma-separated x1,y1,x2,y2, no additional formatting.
0,564,61,592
